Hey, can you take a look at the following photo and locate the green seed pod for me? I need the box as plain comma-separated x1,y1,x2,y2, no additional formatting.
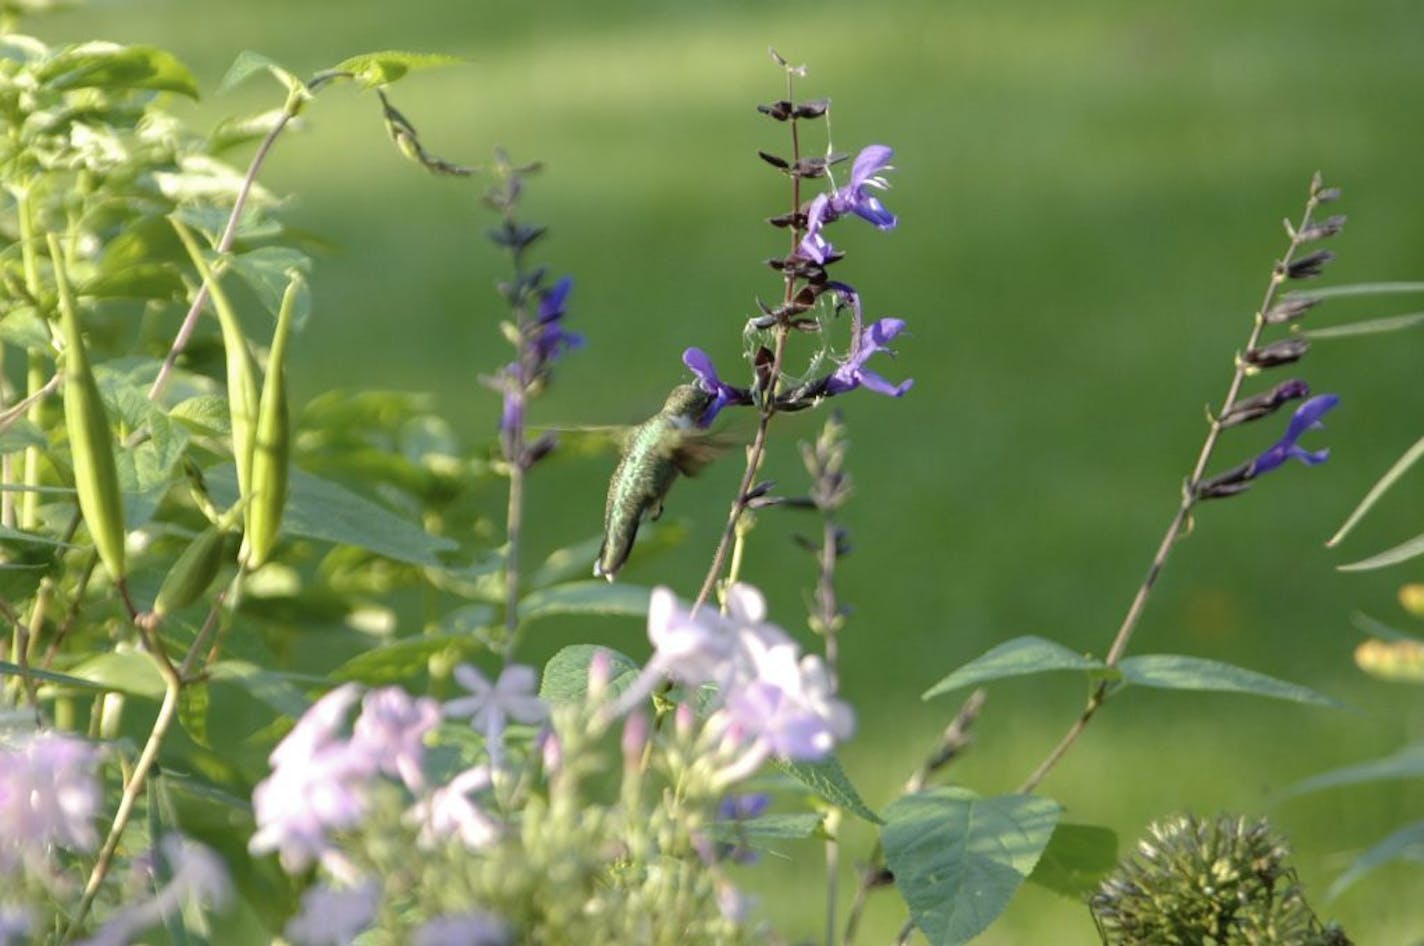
153,526,227,616
170,218,261,501
50,234,126,582
241,273,300,568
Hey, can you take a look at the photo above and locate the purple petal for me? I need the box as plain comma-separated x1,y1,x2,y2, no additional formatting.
856,369,913,398
1283,394,1339,443
538,276,573,322
849,145,894,188
682,348,720,388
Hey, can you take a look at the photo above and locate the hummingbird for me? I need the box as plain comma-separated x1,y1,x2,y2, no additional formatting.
594,384,722,581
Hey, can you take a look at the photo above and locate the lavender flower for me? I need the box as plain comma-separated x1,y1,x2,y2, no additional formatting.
797,145,897,263
78,836,232,946
250,685,377,873
406,765,501,850
443,664,548,766
0,730,102,872
0,906,32,946
284,878,381,946
682,348,752,427
825,318,913,397
352,686,441,793
414,912,512,946
715,793,772,864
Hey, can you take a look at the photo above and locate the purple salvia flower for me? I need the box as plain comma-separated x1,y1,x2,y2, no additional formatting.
531,276,582,366
682,348,751,428
1249,393,1339,476
715,792,772,864
797,145,898,262
0,731,102,871
284,878,380,946
352,687,441,793
832,145,897,228
798,193,836,264
443,664,547,767
826,318,913,397
414,912,512,946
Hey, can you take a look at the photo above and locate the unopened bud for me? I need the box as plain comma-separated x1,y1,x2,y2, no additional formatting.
1219,379,1310,428
1263,296,1318,325
622,711,649,767
675,702,696,741
587,648,612,701
541,730,563,774
1286,249,1334,280
1243,337,1309,369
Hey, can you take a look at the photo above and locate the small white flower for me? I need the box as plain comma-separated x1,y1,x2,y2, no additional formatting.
406,765,501,851
443,664,547,765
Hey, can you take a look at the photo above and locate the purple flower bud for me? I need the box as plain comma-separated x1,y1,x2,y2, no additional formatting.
622,712,649,768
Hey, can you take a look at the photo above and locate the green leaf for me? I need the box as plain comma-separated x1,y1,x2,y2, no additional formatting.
1305,310,1424,341
923,636,1105,700
1329,821,1424,899
773,755,882,824
179,683,210,747
207,109,291,155
68,652,166,699
539,645,641,704
332,632,492,685
205,465,456,566
1117,655,1342,708
709,812,826,844
1286,281,1424,302
1329,436,1424,548
881,788,1062,946
218,50,306,97
1027,823,1119,899
208,661,313,718
1350,612,1421,644
80,263,184,302
0,418,48,454
229,246,312,323
517,581,652,622
1283,743,1424,798
170,395,232,437
1338,530,1424,573
0,660,109,692
39,42,198,98
329,51,463,88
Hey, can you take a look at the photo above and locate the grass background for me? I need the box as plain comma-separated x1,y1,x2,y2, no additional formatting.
37,0,1424,941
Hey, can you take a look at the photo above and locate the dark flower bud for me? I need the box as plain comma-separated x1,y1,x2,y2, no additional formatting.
1196,461,1254,499
747,313,780,331
1286,249,1335,279
524,432,558,467
766,211,805,229
1297,214,1346,242
1219,379,1310,427
1243,337,1309,369
753,346,776,399
1263,296,1317,325
757,100,792,121
793,98,830,119
757,150,790,170
791,157,828,179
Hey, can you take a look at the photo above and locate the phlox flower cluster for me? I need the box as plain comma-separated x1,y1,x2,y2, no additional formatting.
615,583,854,787
249,671,548,944
0,729,102,876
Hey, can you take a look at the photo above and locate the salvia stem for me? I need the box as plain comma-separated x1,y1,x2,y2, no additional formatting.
1017,175,1333,794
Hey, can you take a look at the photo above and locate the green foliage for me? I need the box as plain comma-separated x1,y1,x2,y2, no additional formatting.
923,635,1110,699
881,788,1062,946
1115,655,1342,708
772,755,881,824
1027,823,1119,900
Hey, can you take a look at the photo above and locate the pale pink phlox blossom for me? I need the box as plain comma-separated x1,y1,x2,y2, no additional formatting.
249,684,377,874
0,730,102,872
352,686,441,792
405,764,501,851
413,911,512,946
443,664,548,766
77,835,231,946
284,877,381,946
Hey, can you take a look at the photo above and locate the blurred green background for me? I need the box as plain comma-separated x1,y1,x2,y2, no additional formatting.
39,0,1424,940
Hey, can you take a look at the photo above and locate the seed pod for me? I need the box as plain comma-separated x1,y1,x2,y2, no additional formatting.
153,526,228,616
170,219,262,504
241,273,300,568
50,234,126,582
